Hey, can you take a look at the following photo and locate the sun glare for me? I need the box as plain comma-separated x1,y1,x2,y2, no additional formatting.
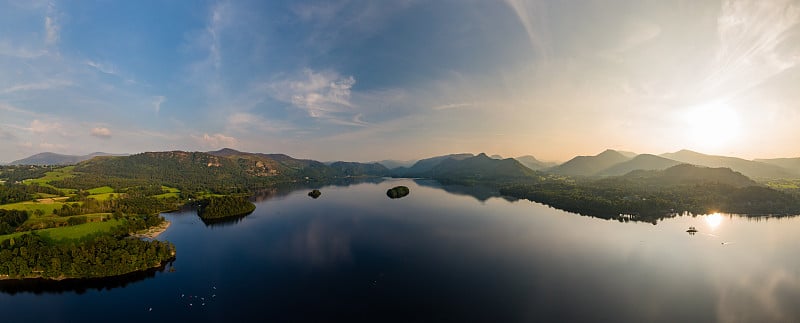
686,102,741,150
704,213,723,230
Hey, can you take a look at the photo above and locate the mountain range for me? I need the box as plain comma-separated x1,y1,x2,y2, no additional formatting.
8,148,800,180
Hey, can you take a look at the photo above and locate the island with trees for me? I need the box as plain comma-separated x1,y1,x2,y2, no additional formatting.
387,186,410,199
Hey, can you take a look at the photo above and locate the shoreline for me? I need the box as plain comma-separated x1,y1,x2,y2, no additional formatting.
130,220,171,239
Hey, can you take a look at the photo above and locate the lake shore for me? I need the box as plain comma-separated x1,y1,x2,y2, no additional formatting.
130,220,171,239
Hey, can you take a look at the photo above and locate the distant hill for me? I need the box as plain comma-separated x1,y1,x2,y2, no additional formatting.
10,152,127,165
660,149,795,179
598,154,682,176
429,153,538,182
548,149,632,176
755,157,800,176
375,159,417,169
514,155,557,171
620,164,758,188
392,153,474,177
329,161,389,176
490,154,503,159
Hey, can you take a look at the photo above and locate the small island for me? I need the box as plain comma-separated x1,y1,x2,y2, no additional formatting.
308,189,321,199
387,186,410,199
197,195,256,221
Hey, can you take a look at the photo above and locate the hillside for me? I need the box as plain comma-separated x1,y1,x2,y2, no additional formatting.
548,149,632,176
376,159,417,169
755,157,800,176
660,150,795,179
514,155,557,170
618,164,758,188
392,153,474,177
598,154,681,176
329,161,390,176
10,152,126,166
429,153,538,183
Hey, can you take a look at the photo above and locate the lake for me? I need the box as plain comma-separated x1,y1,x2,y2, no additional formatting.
2,178,800,322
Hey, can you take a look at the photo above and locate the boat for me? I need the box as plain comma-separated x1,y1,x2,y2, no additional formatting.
686,226,698,233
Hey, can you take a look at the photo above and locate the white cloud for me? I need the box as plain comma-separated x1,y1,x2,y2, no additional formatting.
270,69,357,119
153,96,166,113
90,127,112,139
27,119,61,134
505,0,551,60
86,60,118,75
1,80,71,94
194,133,238,148
431,102,473,110
44,16,59,45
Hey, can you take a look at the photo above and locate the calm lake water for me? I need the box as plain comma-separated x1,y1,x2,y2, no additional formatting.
2,178,800,322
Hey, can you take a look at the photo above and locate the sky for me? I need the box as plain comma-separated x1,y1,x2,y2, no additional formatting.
1,0,799,163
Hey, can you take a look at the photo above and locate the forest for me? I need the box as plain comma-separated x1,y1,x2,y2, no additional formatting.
196,195,256,220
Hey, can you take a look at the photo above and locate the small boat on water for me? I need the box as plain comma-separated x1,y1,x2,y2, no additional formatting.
686,226,698,233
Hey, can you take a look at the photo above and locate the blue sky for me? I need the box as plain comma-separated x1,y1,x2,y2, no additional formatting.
1,0,799,163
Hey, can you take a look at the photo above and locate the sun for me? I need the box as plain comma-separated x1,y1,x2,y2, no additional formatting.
685,102,741,150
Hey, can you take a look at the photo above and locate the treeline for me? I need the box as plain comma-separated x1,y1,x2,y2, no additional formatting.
0,183,61,204
0,165,57,183
197,195,256,220
52,195,180,217
0,210,29,235
500,181,800,223
0,233,174,280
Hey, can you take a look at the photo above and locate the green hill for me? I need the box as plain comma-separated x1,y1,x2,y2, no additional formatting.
548,149,632,176
598,154,681,176
514,155,557,170
392,153,474,177
617,164,758,188
660,149,796,179
429,153,538,183
755,157,800,176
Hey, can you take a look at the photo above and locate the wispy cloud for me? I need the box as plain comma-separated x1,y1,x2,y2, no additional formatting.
90,127,112,139
504,0,550,60
226,112,296,133
431,102,473,111
267,68,361,124
153,96,166,113
1,79,71,94
86,60,118,75
27,119,62,134
193,133,238,149
700,0,800,99
44,16,59,45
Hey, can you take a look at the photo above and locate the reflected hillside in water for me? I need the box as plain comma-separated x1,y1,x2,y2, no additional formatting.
412,179,518,203
251,177,387,203
0,264,170,295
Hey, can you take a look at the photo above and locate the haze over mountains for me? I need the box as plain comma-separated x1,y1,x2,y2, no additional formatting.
9,152,127,166
8,148,800,180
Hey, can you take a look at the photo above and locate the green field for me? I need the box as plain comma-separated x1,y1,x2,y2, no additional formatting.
153,186,181,199
0,200,66,215
0,218,122,243
88,192,117,201
87,186,114,194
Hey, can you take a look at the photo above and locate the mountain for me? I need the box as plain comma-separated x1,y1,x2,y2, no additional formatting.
660,150,795,179
429,153,538,182
329,161,390,176
514,155,557,171
755,157,800,176
392,153,474,177
375,159,417,169
619,164,759,188
598,154,682,176
548,149,632,176
10,152,127,165
490,154,504,159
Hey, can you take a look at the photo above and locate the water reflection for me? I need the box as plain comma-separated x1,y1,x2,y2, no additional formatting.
705,213,723,230
0,263,171,295
412,179,516,202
